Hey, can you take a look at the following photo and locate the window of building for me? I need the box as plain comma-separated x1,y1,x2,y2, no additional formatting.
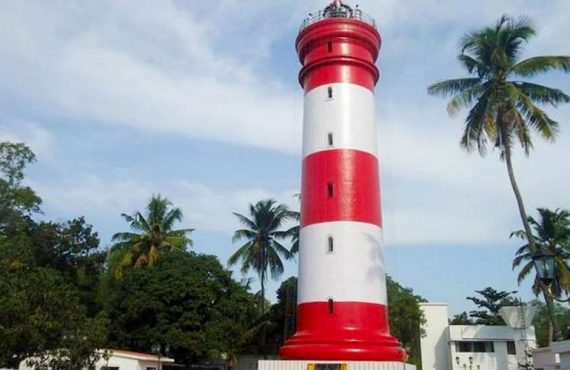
328,298,334,314
327,132,334,146
102,367,120,370
327,86,333,99
327,41,333,53
327,236,334,253
455,341,494,353
507,341,516,355
327,182,334,198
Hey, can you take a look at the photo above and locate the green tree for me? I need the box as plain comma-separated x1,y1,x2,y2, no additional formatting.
0,142,41,233
107,250,257,365
228,199,294,356
286,210,300,256
0,142,108,368
0,267,107,369
109,194,194,278
386,276,426,368
428,16,570,255
266,277,298,350
450,311,475,325
531,300,570,347
512,208,570,341
465,287,519,325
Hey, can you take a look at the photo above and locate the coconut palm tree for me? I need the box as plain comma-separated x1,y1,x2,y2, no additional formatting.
428,15,570,253
512,207,570,341
286,210,300,256
228,199,294,356
109,194,193,278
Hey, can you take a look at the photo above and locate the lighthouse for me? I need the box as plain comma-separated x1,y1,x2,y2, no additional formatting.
279,0,405,363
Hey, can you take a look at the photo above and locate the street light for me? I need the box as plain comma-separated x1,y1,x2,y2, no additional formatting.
532,249,556,285
532,248,570,303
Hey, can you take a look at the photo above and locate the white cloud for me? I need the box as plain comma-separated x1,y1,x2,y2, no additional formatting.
0,0,303,154
31,174,299,235
0,122,56,160
2,0,569,252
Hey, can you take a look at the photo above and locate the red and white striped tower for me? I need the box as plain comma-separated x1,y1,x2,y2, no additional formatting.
279,1,405,362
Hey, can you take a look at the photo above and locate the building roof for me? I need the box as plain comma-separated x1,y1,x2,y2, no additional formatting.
99,349,175,363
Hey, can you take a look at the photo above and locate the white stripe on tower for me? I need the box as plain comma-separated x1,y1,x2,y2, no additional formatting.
297,221,387,304
302,83,378,157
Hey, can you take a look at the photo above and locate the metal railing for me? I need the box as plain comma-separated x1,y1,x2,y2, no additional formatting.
299,8,376,32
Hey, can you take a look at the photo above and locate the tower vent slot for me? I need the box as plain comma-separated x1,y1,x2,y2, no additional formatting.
328,298,334,314
327,236,334,253
327,86,333,99
327,182,334,198
327,41,333,53
327,132,334,146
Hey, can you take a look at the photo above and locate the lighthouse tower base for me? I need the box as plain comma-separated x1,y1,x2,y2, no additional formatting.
258,360,416,370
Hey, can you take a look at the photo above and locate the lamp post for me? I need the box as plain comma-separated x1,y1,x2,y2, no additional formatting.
151,344,161,370
532,248,570,303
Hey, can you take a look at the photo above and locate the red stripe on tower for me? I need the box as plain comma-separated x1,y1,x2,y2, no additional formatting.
279,0,405,362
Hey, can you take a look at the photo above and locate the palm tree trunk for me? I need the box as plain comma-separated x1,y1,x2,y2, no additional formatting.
541,282,561,343
504,149,536,251
261,248,267,359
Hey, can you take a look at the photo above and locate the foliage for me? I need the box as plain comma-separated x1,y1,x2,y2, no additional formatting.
0,141,107,368
0,142,41,233
286,210,300,256
450,311,475,325
451,287,518,325
109,194,194,278
531,300,570,347
0,267,107,369
428,15,570,262
512,208,570,342
465,287,519,325
512,208,570,295
386,276,426,368
266,277,298,351
228,199,294,356
107,250,257,365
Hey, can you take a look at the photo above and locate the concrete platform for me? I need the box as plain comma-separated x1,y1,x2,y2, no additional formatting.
258,360,416,370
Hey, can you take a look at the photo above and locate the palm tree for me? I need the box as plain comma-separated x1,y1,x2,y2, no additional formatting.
428,16,570,254
286,210,300,256
512,207,570,341
109,194,193,278
228,199,294,356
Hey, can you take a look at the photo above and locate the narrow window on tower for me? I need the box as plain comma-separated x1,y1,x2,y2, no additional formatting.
327,86,333,99
328,298,334,314
327,41,333,53
327,132,334,147
327,182,334,198
327,236,334,253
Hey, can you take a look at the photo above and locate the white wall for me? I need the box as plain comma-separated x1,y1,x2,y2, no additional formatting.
420,303,536,370
420,303,450,370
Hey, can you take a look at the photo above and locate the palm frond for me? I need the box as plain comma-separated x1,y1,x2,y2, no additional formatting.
516,262,534,285
515,82,570,107
110,232,141,243
512,56,570,77
427,78,482,98
460,89,496,155
446,83,487,116
233,212,257,230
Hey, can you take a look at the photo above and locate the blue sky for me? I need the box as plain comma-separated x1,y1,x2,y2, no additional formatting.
1,0,569,316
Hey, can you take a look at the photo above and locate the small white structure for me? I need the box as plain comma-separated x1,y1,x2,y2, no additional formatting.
19,349,175,370
420,303,536,370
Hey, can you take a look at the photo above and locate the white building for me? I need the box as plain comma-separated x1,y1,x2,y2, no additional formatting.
19,349,175,370
420,303,536,370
